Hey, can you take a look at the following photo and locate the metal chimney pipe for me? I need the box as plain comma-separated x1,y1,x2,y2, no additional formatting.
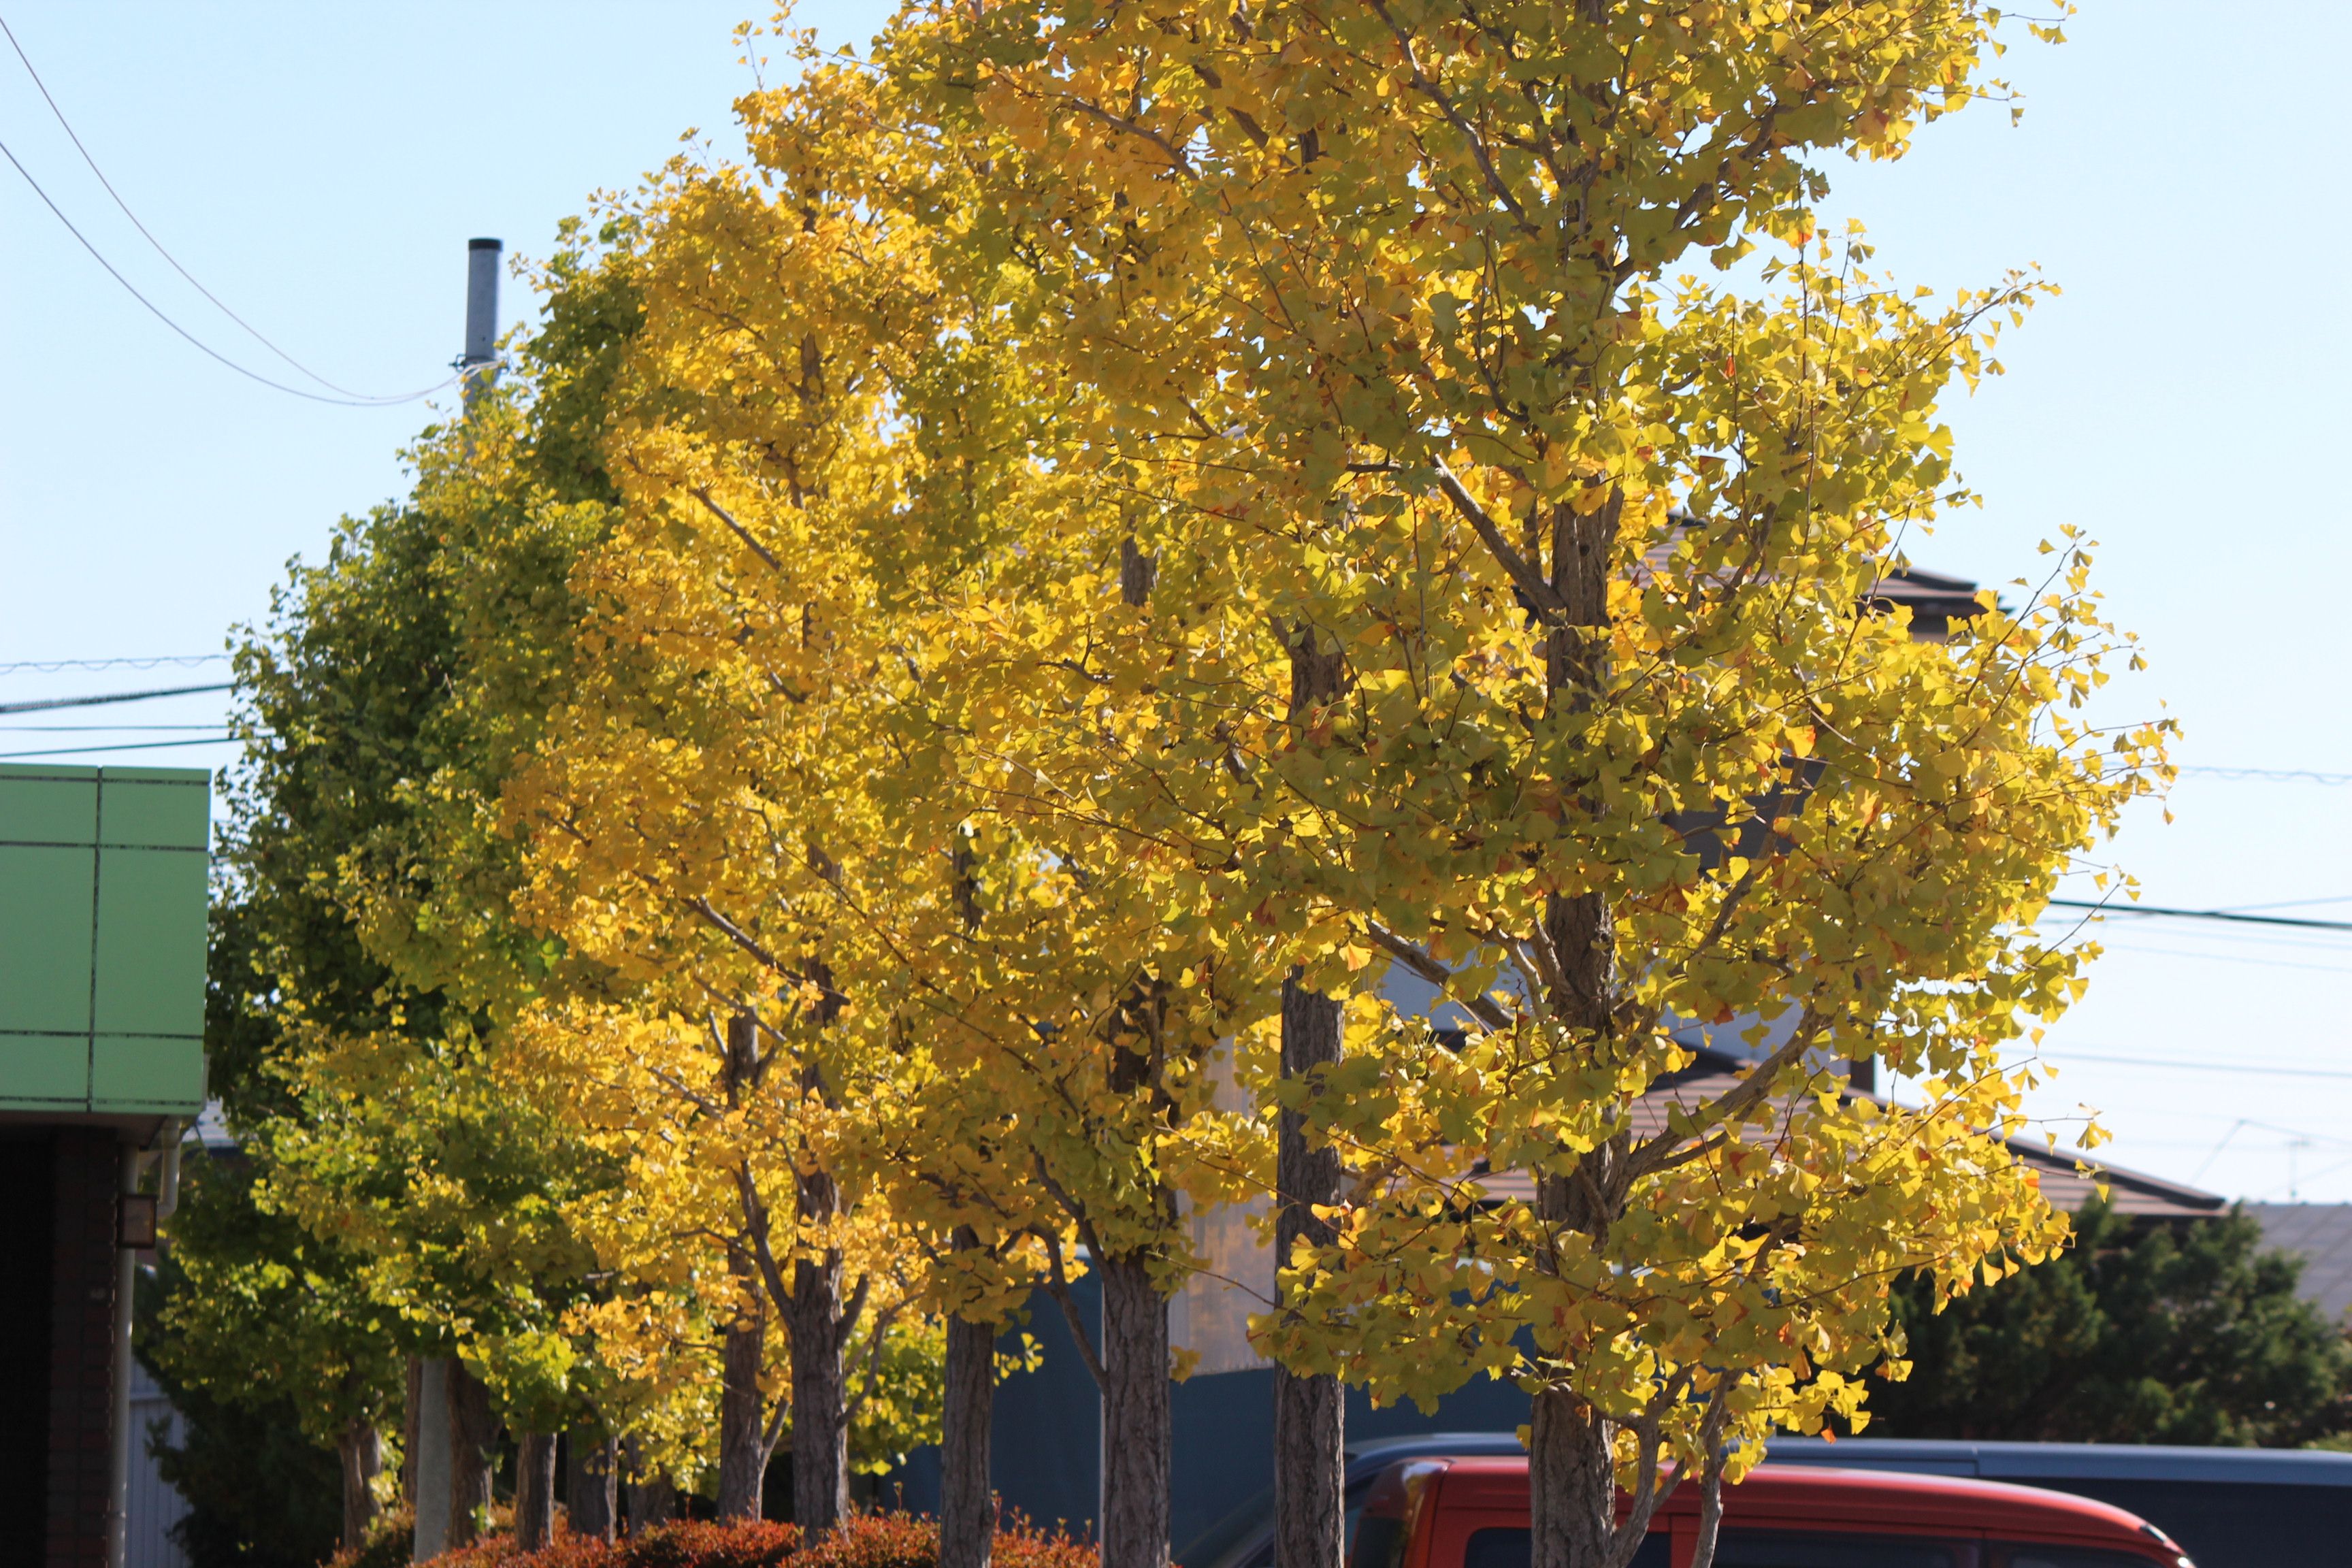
462,237,502,406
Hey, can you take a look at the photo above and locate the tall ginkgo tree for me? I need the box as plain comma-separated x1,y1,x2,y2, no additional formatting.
517,46,1308,1567
507,106,943,1525
878,6,2166,1568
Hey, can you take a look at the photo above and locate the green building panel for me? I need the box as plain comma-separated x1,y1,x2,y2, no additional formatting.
0,764,210,1116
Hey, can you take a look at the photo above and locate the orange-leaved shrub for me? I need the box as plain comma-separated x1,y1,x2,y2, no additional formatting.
359,1510,1098,1568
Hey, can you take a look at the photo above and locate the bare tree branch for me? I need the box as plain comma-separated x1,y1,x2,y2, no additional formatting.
690,486,785,574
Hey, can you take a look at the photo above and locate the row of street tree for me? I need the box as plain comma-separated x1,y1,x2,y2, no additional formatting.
150,6,2174,1568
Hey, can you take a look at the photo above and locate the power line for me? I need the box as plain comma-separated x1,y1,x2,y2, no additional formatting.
0,102,465,406
2046,898,2352,932
0,736,237,760
2030,1051,2352,1084
0,655,225,675
0,14,405,399
2177,766,2352,785
0,683,229,716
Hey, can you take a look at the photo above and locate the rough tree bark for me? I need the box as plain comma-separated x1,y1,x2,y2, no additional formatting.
1098,1253,1171,1568
1080,538,1171,1568
717,1274,770,1519
717,1009,774,1522
941,860,996,1568
785,1145,851,1535
514,1431,559,1550
940,1312,996,1568
445,1360,499,1549
568,1426,620,1542
1526,489,1639,1568
623,1436,677,1532
338,1418,382,1552
1273,975,1345,1568
1273,620,1348,1568
939,1234,996,1568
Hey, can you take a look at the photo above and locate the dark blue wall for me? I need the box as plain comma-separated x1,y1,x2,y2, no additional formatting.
889,1279,1528,1558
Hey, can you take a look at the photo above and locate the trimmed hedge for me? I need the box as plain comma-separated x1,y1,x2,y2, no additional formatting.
350,1511,1098,1568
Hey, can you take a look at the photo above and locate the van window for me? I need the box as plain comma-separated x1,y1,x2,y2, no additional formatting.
1354,1516,1408,1568
1714,1534,1965,1568
1462,1527,1670,1568
1997,1549,2170,1568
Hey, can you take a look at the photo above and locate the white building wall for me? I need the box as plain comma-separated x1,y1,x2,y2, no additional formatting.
126,1357,191,1568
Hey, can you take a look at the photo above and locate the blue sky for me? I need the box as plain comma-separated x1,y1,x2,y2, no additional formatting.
3,4,2346,1200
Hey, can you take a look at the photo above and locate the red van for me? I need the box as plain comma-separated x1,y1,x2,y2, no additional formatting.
1352,1456,2195,1568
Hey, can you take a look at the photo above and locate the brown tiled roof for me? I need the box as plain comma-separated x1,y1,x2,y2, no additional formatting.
2248,1204,2352,1322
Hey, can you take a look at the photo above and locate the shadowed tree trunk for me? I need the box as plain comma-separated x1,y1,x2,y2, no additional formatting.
717,1277,770,1519
1099,1254,1171,1568
624,1437,676,1533
514,1432,559,1550
338,1418,382,1552
568,1425,620,1542
717,1009,775,1522
1527,490,1635,1568
939,1303,996,1568
786,1152,851,1535
1274,975,1345,1568
1274,618,1348,1568
446,1360,498,1549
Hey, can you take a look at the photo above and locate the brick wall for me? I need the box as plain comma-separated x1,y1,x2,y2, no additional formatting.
46,1129,122,1568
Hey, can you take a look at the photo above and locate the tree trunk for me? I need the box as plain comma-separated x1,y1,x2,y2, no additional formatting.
338,1418,382,1551
717,1286,770,1520
1529,1389,1619,1568
568,1425,620,1542
1688,1462,1726,1568
514,1431,559,1550
940,1309,996,1568
1274,976,1345,1568
446,1360,498,1549
785,1169,851,1535
623,1437,676,1533
1098,1253,1170,1568
1526,488,1629,1568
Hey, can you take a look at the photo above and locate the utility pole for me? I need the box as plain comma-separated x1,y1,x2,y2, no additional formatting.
461,235,502,408
410,235,501,1565
103,1144,142,1568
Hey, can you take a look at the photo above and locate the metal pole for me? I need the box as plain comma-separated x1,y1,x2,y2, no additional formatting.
461,236,502,410
412,1360,453,1561
105,1143,142,1568
412,238,500,1561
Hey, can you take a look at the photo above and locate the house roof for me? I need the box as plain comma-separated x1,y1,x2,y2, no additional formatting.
1470,1047,2227,1222
2246,1203,2352,1322
1867,566,1991,639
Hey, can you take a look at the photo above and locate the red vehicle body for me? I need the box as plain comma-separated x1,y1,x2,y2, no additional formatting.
1353,1456,2193,1568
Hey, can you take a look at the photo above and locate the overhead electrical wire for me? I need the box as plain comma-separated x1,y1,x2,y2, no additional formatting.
0,16,468,408
0,683,230,715
0,736,238,760
2044,898,2352,932
2176,766,2352,785
2036,1051,2352,1084
0,654,227,675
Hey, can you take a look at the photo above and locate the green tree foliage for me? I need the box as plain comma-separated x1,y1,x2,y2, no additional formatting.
135,1149,390,1568
155,228,657,1548
1872,1198,2352,1446
226,240,640,1444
